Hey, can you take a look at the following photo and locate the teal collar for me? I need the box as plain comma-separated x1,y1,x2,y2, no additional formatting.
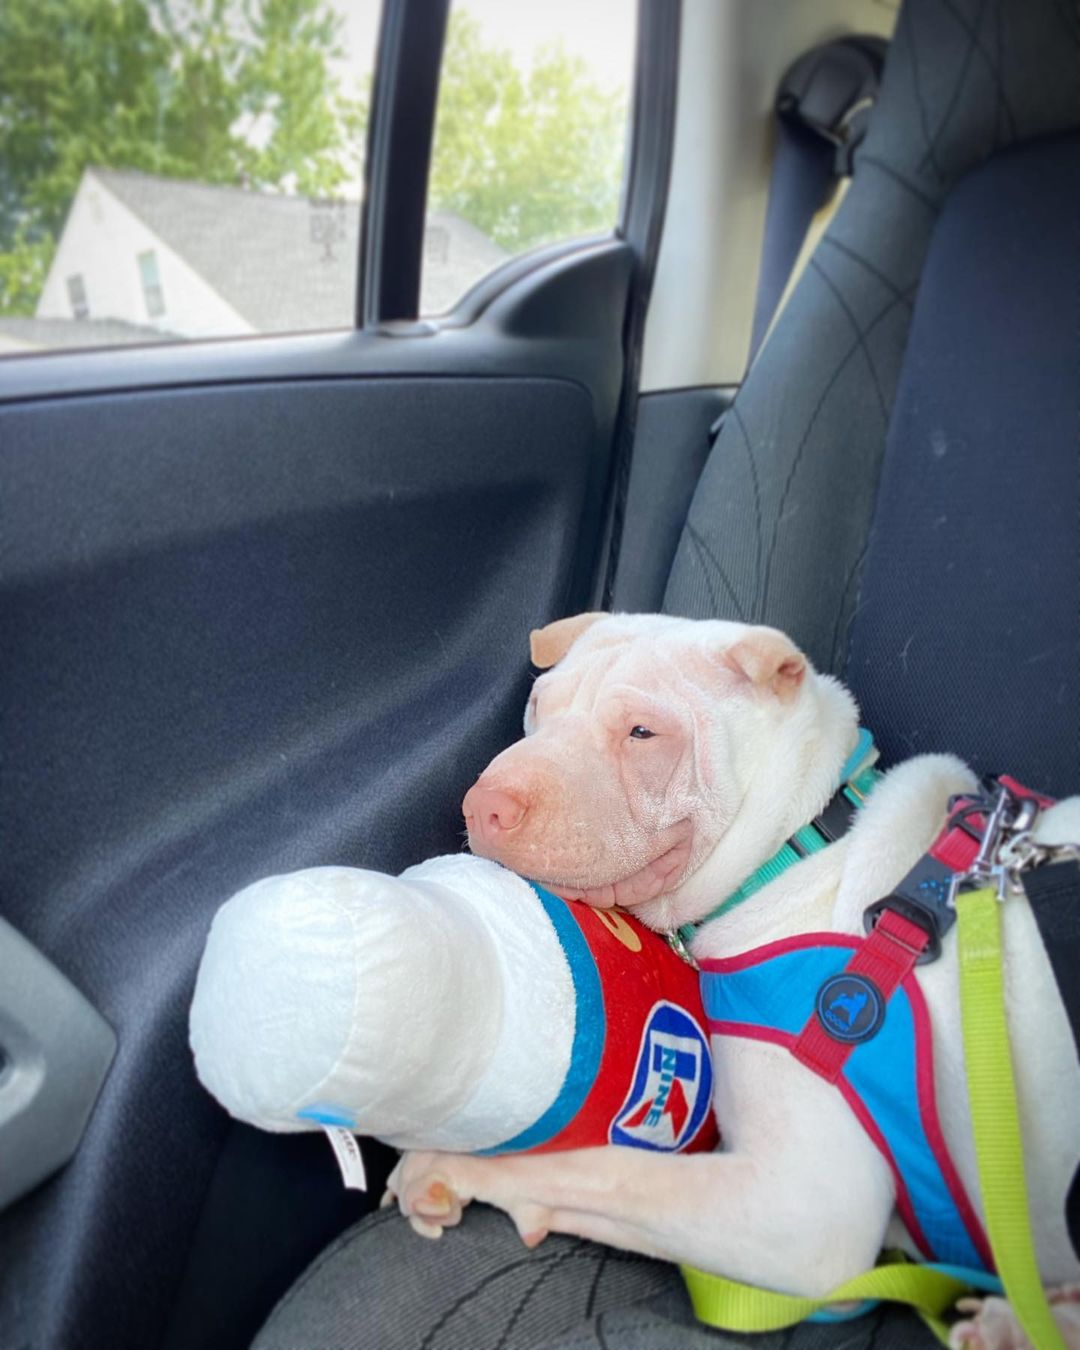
673,729,881,954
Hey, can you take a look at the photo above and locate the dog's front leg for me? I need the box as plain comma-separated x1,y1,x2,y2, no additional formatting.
388,1134,893,1297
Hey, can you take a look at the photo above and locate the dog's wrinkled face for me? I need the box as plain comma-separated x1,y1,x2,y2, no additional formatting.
463,614,811,912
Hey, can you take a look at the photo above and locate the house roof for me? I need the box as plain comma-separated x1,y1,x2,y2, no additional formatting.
0,315,175,354
93,168,508,328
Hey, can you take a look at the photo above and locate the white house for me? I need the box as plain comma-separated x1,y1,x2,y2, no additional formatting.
23,167,507,348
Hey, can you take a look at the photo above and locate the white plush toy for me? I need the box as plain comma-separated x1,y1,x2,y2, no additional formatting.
189,853,717,1160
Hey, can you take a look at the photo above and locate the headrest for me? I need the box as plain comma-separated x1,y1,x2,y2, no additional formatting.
859,0,1080,202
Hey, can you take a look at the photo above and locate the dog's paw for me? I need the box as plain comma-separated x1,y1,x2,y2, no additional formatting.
385,1150,556,1251
949,1297,1029,1350
950,1288,1080,1350
385,1150,473,1239
1047,1285,1080,1347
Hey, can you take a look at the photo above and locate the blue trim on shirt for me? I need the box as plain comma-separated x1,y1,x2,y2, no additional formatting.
479,882,605,1155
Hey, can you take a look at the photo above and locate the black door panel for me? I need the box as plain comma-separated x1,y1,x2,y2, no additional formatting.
0,240,630,404
4,378,597,918
0,241,632,1350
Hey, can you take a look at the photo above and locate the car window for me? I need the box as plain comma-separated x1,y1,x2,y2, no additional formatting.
0,0,379,357
420,0,637,315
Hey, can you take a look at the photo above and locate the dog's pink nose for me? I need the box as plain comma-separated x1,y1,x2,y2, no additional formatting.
463,783,527,842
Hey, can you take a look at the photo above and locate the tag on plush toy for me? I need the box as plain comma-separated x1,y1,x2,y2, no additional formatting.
322,1127,367,1191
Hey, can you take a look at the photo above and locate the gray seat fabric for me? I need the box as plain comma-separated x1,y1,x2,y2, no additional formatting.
253,1204,937,1350
841,127,1080,790
665,0,1080,675
253,2,1080,1346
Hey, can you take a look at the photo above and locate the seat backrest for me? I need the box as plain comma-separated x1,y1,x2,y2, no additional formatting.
663,0,1080,792
843,129,1079,794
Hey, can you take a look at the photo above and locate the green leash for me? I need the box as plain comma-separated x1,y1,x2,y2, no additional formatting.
681,882,1066,1347
955,885,1065,1349
683,1253,967,1340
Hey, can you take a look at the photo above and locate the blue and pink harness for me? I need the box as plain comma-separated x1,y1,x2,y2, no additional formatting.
699,931,993,1272
683,755,1054,1292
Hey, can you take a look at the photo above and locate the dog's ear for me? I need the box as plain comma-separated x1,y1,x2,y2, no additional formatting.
723,626,807,702
530,612,607,669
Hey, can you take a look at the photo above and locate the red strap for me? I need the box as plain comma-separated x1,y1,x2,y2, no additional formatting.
930,815,983,873
793,777,1054,1084
792,910,930,1082
929,778,1054,873
928,792,987,872
997,775,1053,809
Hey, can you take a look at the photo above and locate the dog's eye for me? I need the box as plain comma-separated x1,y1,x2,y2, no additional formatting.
629,725,655,740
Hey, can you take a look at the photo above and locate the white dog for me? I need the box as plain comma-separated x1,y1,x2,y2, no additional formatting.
389,615,1080,1349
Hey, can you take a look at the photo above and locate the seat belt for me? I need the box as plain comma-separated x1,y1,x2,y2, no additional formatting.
1022,860,1080,1260
747,35,887,366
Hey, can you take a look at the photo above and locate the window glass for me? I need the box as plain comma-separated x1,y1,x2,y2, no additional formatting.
0,0,379,357
421,1,637,315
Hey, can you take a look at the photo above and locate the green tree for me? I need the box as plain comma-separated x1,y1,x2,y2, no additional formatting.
151,0,363,194
0,0,362,312
0,2,627,318
0,231,56,316
428,13,626,255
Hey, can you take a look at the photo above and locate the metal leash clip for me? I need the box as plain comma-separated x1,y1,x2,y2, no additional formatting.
666,926,699,969
948,783,1037,904
996,829,1080,878
948,781,1079,905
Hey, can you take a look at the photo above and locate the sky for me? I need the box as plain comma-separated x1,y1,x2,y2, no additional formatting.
329,0,637,92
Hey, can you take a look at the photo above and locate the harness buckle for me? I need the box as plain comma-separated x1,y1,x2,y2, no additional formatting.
863,852,957,964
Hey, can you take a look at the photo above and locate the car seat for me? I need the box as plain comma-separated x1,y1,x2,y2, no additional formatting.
255,0,1080,1343
666,0,1079,801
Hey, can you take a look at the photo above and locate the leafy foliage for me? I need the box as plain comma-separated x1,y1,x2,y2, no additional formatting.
0,1,627,317
0,0,361,247
0,229,56,315
429,13,626,255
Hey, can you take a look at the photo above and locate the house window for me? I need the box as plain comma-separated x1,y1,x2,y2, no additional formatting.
0,1,378,356
138,250,166,318
67,274,88,320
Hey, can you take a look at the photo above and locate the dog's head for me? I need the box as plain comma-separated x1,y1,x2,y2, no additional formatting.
463,613,859,930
